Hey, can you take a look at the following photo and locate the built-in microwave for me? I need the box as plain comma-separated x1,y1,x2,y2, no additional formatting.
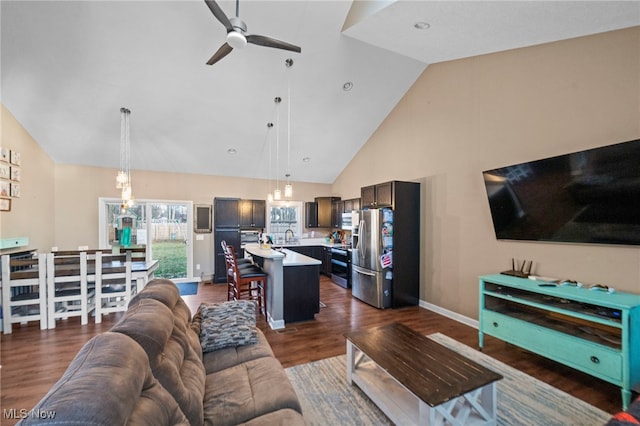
341,211,359,231
341,212,353,230
240,230,260,248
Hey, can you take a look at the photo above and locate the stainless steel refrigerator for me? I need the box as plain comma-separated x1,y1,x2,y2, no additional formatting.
351,208,394,308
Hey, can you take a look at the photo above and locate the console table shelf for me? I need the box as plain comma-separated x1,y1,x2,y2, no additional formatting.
479,274,640,409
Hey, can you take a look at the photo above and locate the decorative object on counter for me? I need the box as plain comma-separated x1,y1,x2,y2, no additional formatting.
115,107,134,210
259,233,273,249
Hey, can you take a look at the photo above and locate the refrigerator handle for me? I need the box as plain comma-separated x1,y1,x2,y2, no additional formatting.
357,219,366,262
353,265,376,276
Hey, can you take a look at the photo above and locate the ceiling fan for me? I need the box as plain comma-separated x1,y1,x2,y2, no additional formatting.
204,0,302,66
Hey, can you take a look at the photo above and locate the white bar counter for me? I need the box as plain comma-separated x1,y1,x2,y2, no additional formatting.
244,244,320,329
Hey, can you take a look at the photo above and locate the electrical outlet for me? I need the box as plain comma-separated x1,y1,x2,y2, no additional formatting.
196,264,200,270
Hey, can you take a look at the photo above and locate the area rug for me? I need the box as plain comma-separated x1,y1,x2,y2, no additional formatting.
175,281,198,296
285,332,611,426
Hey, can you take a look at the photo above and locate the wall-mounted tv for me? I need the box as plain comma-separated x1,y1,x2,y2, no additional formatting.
482,138,640,246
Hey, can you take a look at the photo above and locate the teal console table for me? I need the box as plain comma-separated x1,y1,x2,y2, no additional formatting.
479,273,640,409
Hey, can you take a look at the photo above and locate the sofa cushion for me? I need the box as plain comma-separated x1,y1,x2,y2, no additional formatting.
203,357,302,426
128,278,182,310
112,295,206,426
203,328,274,374
17,332,189,426
199,301,258,352
238,408,306,426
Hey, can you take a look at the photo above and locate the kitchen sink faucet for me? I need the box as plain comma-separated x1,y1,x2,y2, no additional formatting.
285,229,294,243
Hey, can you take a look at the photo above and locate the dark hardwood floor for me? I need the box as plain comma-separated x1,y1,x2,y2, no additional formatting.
1,276,623,425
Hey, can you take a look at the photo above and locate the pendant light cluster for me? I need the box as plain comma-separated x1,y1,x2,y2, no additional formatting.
268,58,296,201
284,58,294,198
115,107,134,210
273,96,282,200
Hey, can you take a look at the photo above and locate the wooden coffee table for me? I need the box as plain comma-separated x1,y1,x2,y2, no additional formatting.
345,323,502,425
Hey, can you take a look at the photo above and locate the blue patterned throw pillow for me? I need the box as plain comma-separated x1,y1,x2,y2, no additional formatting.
199,301,257,352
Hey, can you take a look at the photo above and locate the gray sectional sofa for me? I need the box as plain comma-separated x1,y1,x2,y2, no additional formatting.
18,279,305,425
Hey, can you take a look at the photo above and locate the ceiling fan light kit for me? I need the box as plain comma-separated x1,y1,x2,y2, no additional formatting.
204,0,301,65
226,31,247,49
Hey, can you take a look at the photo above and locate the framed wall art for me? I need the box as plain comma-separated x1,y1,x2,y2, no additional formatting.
10,182,20,198
0,163,9,179
0,198,10,212
0,181,9,197
10,150,21,165
0,147,9,163
10,167,21,181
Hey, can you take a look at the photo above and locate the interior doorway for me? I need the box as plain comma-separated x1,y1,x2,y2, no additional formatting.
99,198,194,282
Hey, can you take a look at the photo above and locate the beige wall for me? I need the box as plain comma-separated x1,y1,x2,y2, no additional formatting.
55,164,331,276
52,165,331,277
2,105,331,275
333,27,640,318
0,105,55,252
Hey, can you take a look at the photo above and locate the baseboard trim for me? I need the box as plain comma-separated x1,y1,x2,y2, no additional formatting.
419,299,479,329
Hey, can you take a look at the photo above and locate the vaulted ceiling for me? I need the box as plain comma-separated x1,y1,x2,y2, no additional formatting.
2,1,639,183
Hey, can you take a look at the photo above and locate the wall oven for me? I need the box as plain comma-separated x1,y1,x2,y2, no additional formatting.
240,230,260,248
330,247,351,288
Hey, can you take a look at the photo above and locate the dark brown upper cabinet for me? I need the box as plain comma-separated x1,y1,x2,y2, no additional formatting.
239,199,266,229
361,182,393,208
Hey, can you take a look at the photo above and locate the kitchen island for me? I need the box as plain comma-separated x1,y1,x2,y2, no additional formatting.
244,243,321,329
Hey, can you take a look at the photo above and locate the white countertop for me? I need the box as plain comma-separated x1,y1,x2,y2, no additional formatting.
271,238,350,249
244,244,321,266
244,244,285,259
280,249,322,267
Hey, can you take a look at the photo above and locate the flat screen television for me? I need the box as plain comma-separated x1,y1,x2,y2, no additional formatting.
482,138,640,246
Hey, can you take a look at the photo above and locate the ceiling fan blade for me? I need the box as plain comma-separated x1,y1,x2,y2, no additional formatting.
246,34,302,53
206,43,233,65
204,0,233,32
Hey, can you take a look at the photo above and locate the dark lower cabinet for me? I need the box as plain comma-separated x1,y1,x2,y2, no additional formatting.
323,247,332,277
283,264,320,323
287,246,323,272
213,228,240,283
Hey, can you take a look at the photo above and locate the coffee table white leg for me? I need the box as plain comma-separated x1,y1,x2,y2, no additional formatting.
478,382,497,425
346,340,354,384
418,399,435,424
